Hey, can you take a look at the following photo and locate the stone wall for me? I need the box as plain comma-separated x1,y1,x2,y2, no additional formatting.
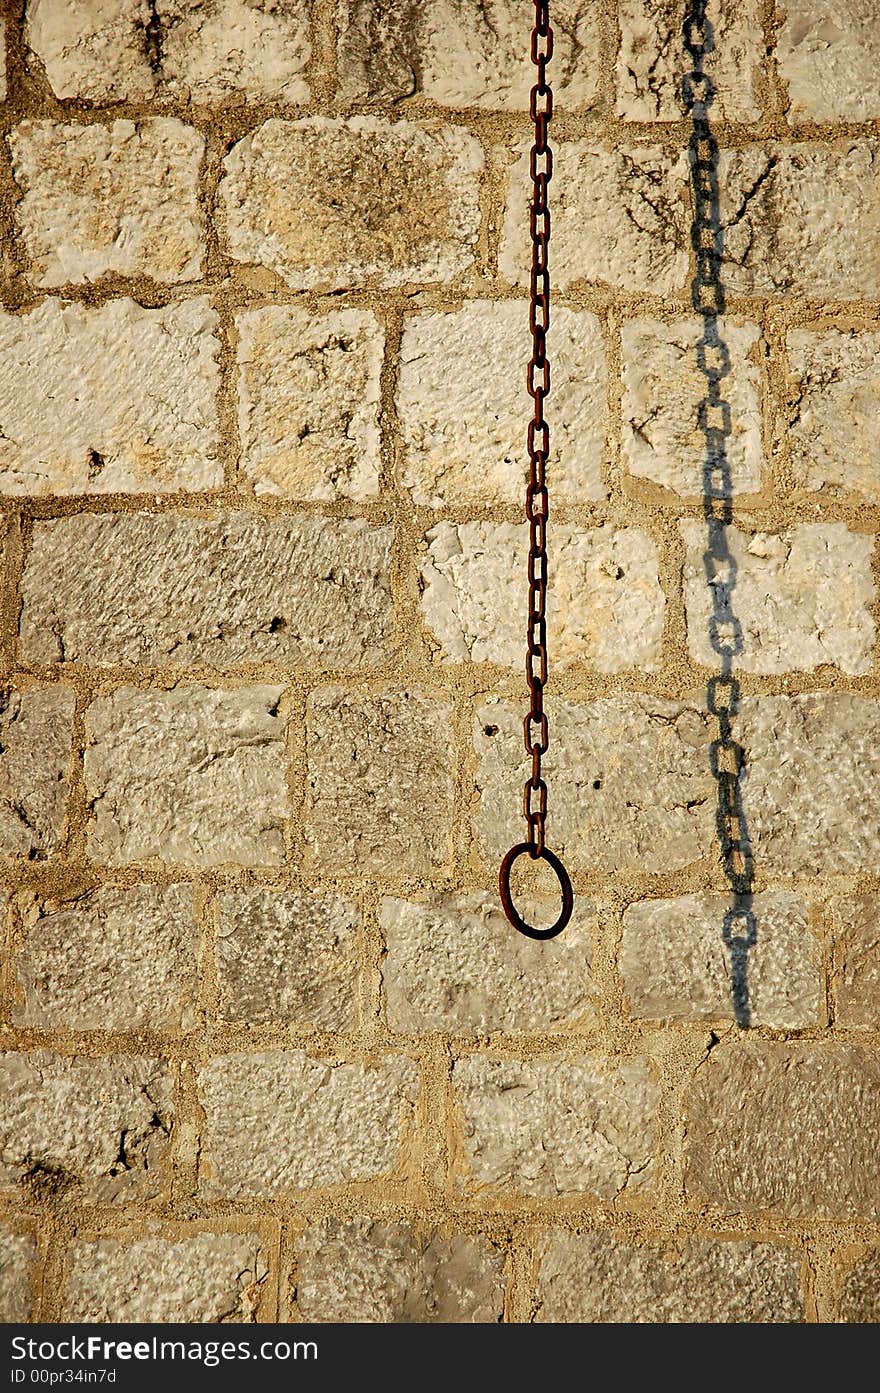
0,0,878,1324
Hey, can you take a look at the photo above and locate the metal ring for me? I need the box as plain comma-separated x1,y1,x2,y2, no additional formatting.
499,842,573,941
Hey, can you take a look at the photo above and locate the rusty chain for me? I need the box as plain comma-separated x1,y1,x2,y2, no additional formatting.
499,0,573,942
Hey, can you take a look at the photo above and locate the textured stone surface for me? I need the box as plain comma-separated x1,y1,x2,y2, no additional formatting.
199,1052,418,1196
0,1052,173,1202
536,1232,803,1323
839,1250,880,1323
62,1234,268,1323
11,118,203,286
26,0,310,103
84,686,287,867
617,0,763,120
681,521,875,675
420,523,664,671
237,306,383,500
500,143,689,294
306,688,453,875
621,318,764,496
473,695,715,873
380,892,595,1033
453,1056,658,1197
216,889,359,1029
220,117,482,289
0,687,73,858
829,896,880,1030
0,1227,36,1322
786,329,880,501
777,0,880,121
735,694,880,875
621,891,821,1028
14,883,197,1031
21,513,393,668
719,144,880,299
685,1044,880,1217
337,0,600,109
295,1217,505,1323
398,301,606,506
0,297,220,495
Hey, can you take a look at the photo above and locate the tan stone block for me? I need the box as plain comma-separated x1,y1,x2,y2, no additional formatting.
11,119,203,286
685,1043,880,1217
0,298,221,496
473,695,715,873
21,513,393,668
295,1217,505,1322
199,1052,418,1196
14,884,197,1031
786,329,880,502
84,686,288,868
0,687,73,858
237,305,383,501
681,521,875,675
536,1232,803,1322
216,888,359,1029
380,891,596,1033
0,1226,36,1322
829,896,880,1030
0,1052,173,1202
621,891,821,1028
62,1234,268,1322
398,301,606,506
500,143,689,294
621,318,764,497
453,1055,659,1197
777,0,880,121
220,117,482,290
617,0,763,120
306,688,454,876
839,1250,880,1322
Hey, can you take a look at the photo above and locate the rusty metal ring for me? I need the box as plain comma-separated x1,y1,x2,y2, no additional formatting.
499,842,573,941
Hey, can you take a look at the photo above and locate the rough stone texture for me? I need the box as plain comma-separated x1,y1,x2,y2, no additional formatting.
0,687,73,858
786,329,880,502
734,694,880,875
11,119,204,286
829,896,880,1030
839,1250,880,1323
380,892,596,1033
0,297,221,496
500,143,689,294
0,22,5,102
62,1234,268,1323
685,1043,880,1217
220,117,482,290
216,889,359,1029
473,695,715,873
681,521,875,675
617,0,763,120
337,0,600,109
420,523,664,671
0,1227,36,1322
535,1232,803,1323
199,1052,418,1196
236,306,383,501
719,144,880,300
84,686,288,867
398,301,607,506
621,318,764,496
0,1052,173,1202
21,513,393,668
621,891,821,1029
453,1056,659,1197
306,688,454,876
776,0,880,121
295,1217,505,1323
14,883,197,1031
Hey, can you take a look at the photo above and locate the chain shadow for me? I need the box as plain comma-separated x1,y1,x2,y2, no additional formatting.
683,2,756,1027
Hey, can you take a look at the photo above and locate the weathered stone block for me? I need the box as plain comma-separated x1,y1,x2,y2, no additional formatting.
829,896,880,1030
786,329,880,502
839,1250,880,1322
616,0,763,120
0,687,73,858
0,1226,36,1322
777,0,880,121
84,686,288,867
